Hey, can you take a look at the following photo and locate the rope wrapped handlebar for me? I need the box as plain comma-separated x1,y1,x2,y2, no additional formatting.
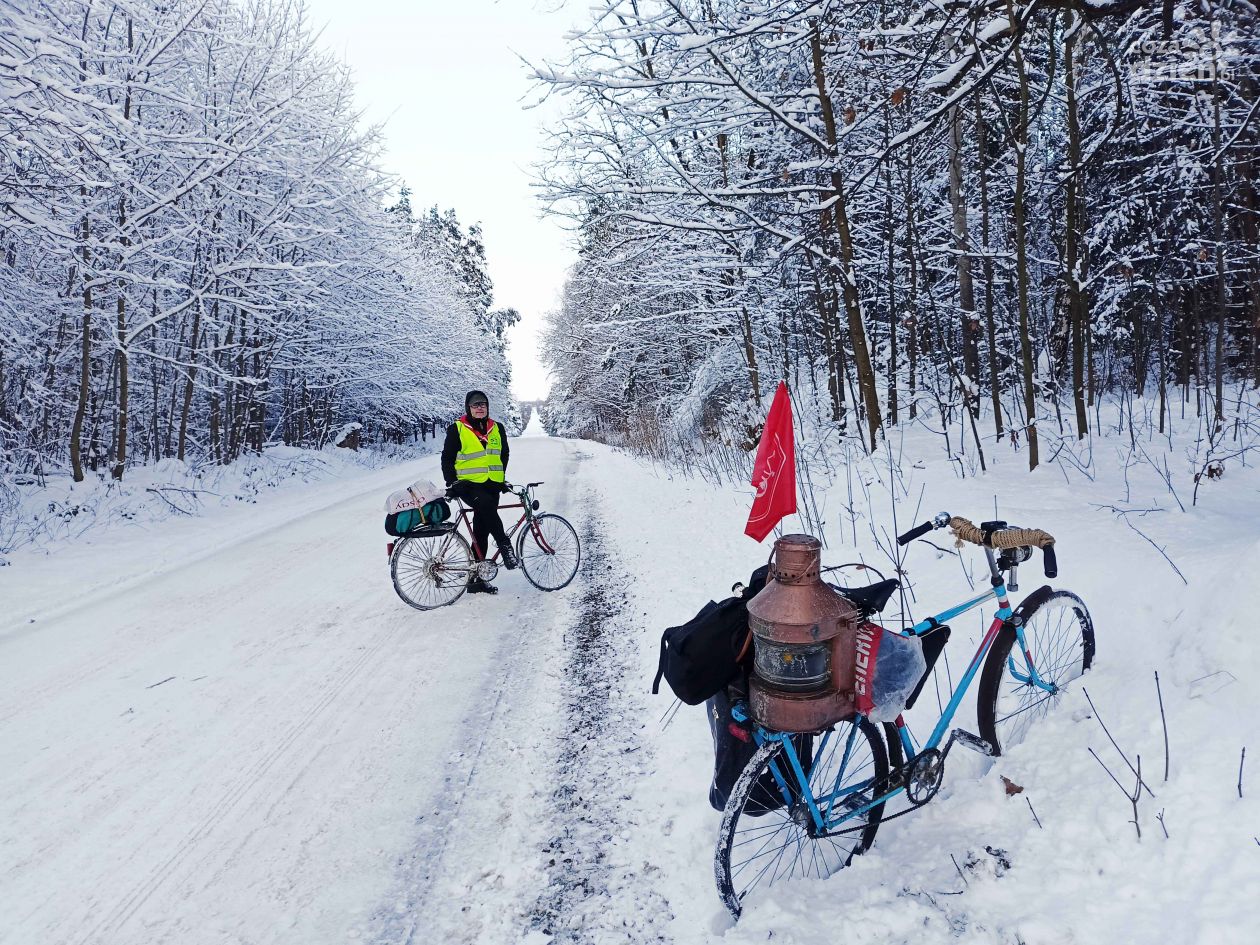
949,516,1055,550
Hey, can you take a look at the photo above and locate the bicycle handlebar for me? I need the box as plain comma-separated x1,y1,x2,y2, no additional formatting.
898,512,1059,578
896,511,952,546
896,520,935,545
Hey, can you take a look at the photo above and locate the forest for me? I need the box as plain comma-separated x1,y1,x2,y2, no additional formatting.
537,0,1259,476
0,0,515,484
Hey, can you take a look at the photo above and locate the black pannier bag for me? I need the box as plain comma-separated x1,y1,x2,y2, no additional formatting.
904,624,951,711
707,689,814,813
652,565,769,705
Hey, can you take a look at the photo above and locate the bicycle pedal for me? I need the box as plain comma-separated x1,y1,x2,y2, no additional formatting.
948,729,996,757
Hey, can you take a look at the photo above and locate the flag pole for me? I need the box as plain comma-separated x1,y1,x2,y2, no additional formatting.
783,382,823,545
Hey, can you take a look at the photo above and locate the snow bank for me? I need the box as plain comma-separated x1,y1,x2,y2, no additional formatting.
584,404,1260,944
0,442,435,560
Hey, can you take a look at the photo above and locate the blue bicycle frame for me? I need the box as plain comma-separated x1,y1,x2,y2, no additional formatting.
732,549,1058,836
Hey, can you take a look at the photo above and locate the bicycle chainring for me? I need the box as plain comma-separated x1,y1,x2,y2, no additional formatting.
905,749,945,806
477,560,500,582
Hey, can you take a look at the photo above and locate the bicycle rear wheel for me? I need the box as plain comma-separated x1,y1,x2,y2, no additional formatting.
390,530,473,610
977,588,1095,756
516,513,580,591
715,717,888,920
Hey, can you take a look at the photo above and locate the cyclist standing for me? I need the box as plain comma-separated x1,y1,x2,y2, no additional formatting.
442,390,517,594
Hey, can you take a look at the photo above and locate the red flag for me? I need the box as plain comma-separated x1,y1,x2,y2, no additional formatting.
745,381,797,542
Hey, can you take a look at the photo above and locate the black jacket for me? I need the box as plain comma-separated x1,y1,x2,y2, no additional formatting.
441,419,509,487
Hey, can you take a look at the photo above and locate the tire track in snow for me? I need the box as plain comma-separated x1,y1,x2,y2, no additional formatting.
527,503,672,943
364,441,587,944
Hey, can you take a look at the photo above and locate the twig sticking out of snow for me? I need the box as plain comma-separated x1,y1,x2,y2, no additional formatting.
1026,797,1043,830
1156,809,1169,839
1120,517,1188,585
1155,671,1170,783
1089,748,1144,840
1239,747,1247,799
1084,688,1157,799
1092,506,1188,585
950,853,968,887
145,487,197,516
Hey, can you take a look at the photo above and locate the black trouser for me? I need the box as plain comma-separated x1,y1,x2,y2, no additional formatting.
450,480,509,560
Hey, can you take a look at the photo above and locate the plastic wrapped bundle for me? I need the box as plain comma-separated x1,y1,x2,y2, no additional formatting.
855,624,928,723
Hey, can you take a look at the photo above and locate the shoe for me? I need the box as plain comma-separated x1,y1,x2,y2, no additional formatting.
467,577,498,595
499,544,518,570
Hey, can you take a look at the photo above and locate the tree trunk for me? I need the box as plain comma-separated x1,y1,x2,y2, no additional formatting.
739,306,763,410
112,17,136,481
809,255,845,423
70,216,92,483
885,163,899,425
949,106,980,402
976,92,1003,437
177,299,203,462
810,22,882,450
1065,23,1088,439
1211,47,1227,422
113,283,128,479
1007,0,1039,469
905,164,920,421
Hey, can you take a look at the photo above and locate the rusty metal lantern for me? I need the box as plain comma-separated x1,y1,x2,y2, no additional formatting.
747,534,860,732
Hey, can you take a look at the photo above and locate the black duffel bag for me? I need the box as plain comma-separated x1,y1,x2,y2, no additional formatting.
652,564,769,705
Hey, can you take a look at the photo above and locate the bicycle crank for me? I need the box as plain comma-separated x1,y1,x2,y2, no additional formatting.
905,749,945,806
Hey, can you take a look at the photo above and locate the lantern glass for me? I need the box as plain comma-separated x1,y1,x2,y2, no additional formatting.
753,639,831,691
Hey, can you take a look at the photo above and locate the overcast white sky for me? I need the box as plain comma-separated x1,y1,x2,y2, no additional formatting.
303,0,580,402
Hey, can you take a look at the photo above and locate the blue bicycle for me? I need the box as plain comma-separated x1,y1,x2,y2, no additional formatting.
715,513,1096,918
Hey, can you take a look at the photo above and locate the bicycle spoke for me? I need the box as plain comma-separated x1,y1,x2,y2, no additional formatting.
995,690,1059,726
518,515,580,591
986,593,1093,755
721,723,884,915
391,533,471,610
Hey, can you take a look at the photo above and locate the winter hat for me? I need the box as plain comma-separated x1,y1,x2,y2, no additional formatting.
465,390,490,414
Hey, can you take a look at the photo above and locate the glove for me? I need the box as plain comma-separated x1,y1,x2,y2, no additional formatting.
499,481,513,494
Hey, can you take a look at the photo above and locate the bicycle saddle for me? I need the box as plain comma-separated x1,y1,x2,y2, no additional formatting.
836,578,900,615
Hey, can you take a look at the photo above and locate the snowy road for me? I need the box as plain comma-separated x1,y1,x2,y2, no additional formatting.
1,436,664,945
7,432,1259,945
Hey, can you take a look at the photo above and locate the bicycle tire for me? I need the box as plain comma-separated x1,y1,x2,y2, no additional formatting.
977,587,1095,756
390,529,473,610
516,513,580,591
715,716,888,920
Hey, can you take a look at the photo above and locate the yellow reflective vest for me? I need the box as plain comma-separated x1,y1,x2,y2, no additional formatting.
454,420,505,483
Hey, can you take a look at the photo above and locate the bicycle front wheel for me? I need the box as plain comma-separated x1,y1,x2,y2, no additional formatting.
715,717,888,920
390,530,473,610
516,513,580,591
977,588,1095,756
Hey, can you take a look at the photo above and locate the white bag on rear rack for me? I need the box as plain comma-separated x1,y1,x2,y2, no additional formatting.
384,478,443,515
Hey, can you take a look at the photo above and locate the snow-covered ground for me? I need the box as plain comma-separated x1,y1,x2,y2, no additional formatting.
2,421,1258,944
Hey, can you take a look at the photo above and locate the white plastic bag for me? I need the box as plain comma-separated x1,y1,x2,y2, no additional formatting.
855,624,927,723
383,478,443,514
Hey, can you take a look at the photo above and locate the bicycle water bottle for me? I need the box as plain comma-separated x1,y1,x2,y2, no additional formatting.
746,534,861,732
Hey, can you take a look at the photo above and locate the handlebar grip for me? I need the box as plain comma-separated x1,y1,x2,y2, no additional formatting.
1042,545,1058,579
897,520,934,546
